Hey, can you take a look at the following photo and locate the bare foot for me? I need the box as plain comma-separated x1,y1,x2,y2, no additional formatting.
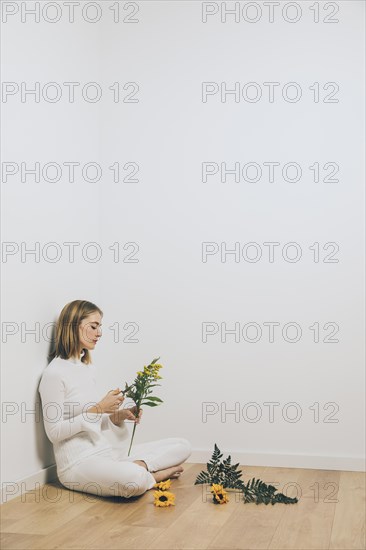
152,465,184,483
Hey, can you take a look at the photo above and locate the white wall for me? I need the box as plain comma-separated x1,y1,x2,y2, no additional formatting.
0,7,104,499
1,0,365,502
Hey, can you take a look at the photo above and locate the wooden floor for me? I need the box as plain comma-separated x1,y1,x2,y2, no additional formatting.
1,463,365,550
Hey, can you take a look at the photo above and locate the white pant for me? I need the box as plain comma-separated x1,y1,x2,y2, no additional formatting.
58,437,191,498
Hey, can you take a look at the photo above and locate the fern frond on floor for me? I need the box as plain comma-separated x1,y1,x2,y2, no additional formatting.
194,444,298,505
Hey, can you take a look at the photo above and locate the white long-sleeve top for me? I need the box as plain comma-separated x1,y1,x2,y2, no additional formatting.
38,354,129,477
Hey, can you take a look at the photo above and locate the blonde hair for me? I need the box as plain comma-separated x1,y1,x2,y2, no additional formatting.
50,300,103,365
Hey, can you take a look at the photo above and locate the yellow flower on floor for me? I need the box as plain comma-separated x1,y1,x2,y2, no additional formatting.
210,484,229,504
154,490,175,507
154,479,172,491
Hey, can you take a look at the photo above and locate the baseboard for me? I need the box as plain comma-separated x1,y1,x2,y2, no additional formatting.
1,450,364,505
189,449,366,473
1,463,58,505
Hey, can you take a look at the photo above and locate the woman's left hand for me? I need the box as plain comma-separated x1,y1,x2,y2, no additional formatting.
111,406,143,424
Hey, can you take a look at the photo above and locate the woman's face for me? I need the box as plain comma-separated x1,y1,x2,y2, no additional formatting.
79,311,102,352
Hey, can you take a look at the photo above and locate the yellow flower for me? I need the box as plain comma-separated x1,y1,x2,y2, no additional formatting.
153,490,175,507
154,479,171,491
137,371,144,377
210,484,229,504
139,364,163,381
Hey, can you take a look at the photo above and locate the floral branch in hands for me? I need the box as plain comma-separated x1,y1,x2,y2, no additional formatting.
121,357,164,456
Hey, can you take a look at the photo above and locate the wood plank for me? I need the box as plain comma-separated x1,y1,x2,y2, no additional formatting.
147,492,232,549
1,482,88,521
0,533,47,550
0,464,364,550
208,467,282,550
330,471,366,550
295,468,341,501
148,465,268,550
0,519,19,532
1,484,96,536
27,493,151,549
209,466,300,550
22,466,197,549
268,491,336,549
90,525,164,550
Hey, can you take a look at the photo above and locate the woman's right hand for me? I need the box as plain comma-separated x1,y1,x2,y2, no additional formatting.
97,388,125,414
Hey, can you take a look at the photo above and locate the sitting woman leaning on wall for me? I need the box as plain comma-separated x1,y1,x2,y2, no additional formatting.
38,299,191,499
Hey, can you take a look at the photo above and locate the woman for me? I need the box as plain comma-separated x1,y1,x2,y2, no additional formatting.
38,300,191,499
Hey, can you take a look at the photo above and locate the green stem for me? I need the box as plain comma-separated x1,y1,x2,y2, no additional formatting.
127,404,140,456
127,423,137,456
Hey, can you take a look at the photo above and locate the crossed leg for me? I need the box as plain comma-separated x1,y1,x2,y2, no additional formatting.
124,437,191,485
133,459,184,483
58,437,191,498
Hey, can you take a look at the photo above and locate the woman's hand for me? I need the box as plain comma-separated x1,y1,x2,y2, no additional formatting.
97,388,124,414
110,405,143,425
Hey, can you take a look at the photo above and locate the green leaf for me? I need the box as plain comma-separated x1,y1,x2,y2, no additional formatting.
144,396,163,402
142,402,160,407
150,357,160,365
